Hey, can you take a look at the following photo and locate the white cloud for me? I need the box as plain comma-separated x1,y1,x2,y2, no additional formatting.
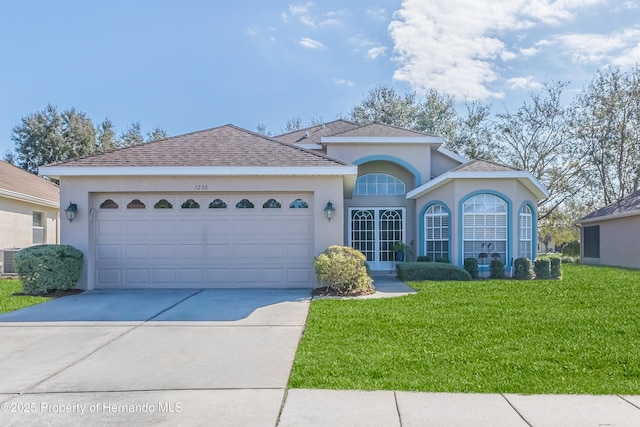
334,78,354,86
319,18,342,27
299,37,325,49
555,28,640,67
281,12,288,23
520,47,539,57
290,2,315,27
367,46,388,59
507,76,543,90
367,8,387,20
246,27,257,37
389,0,604,100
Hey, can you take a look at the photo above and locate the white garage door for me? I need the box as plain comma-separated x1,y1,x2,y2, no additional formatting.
94,193,314,288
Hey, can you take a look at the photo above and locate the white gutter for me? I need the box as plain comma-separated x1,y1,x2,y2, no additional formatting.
0,188,59,209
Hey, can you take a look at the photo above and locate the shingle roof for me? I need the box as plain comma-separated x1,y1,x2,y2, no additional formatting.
580,190,640,221
330,123,435,138
450,159,521,173
274,120,360,144
48,124,351,168
0,160,59,204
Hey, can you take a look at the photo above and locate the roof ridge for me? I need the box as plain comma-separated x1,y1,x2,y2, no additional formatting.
274,119,360,138
331,122,436,137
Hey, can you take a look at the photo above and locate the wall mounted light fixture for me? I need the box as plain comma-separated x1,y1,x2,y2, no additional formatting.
323,201,336,222
65,202,78,222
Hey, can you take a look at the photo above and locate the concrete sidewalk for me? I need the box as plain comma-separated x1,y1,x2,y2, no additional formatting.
278,389,640,426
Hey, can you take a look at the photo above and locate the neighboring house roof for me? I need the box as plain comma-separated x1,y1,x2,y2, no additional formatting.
274,120,360,145
0,160,59,208
578,190,640,224
40,124,357,178
406,159,549,200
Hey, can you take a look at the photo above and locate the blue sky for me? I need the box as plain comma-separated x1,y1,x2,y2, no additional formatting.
1,1,639,157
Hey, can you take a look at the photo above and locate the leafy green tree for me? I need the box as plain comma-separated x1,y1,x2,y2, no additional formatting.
494,81,586,219
96,118,118,152
10,104,95,174
350,85,419,129
119,122,145,147
146,127,168,142
573,66,640,205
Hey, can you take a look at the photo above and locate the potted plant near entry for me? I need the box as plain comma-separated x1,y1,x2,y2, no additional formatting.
392,242,409,262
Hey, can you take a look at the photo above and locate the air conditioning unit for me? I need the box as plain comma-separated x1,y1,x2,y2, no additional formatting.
1,248,21,275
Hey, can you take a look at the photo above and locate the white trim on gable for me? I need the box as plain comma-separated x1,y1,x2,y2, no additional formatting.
0,188,59,208
39,165,358,178
321,136,443,144
577,210,640,225
406,170,549,200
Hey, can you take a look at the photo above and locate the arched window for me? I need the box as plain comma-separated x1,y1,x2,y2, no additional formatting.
263,199,281,208
289,199,308,208
519,205,533,260
236,199,254,208
354,173,405,196
462,194,508,262
424,204,449,261
100,199,118,209
181,199,200,209
209,199,227,209
154,199,173,209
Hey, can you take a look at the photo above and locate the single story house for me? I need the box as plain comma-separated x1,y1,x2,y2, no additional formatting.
0,160,60,273
40,120,548,290
577,190,640,269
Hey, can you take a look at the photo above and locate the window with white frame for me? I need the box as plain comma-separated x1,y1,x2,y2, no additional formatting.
462,194,507,262
354,173,405,196
519,205,533,260
33,212,45,244
424,204,449,261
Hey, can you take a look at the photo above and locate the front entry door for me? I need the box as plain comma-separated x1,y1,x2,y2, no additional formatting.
349,208,405,271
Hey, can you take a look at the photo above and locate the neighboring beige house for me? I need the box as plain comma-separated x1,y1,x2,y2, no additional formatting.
577,190,640,269
0,160,60,273
40,121,548,290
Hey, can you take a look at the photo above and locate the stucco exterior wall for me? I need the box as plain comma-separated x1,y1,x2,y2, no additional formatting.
413,178,539,268
59,175,345,289
0,197,59,250
327,144,431,188
581,215,640,269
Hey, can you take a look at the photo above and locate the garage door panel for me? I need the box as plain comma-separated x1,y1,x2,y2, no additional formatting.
125,269,149,285
97,245,121,260
95,192,314,288
150,244,175,259
124,245,148,259
152,269,176,284
123,220,149,235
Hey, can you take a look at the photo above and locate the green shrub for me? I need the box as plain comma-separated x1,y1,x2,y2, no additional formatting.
396,262,471,282
435,257,450,263
534,258,551,279
463,258,479,279
550,257,562,279
561,255,578,264
489,259,505,279
514,258,532,280
416,256,431,262
562,240,580,257
14,245,83,295
314,246,373,294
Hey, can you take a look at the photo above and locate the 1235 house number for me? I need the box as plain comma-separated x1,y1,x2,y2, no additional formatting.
194,185,208,191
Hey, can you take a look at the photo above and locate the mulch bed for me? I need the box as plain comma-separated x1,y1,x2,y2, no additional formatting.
13,289,84,298
311,287,375,297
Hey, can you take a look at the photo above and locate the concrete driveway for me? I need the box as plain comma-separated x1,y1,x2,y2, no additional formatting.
0,289,310,426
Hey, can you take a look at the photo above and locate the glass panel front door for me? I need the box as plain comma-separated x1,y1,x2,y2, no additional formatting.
350,208,405,270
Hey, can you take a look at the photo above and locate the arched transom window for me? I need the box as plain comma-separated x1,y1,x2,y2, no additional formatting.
462,194,508,261
519,205,533,260
424,204,449,261
354,173,405,196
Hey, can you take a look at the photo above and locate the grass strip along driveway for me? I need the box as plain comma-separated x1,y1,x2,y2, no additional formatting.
0,279,50,315
289,264,640,394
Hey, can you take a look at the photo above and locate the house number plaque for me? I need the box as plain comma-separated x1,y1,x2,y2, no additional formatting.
194,185,208,191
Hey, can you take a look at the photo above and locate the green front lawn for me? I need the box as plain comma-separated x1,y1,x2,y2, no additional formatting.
289,264,640,394
0,279,51,314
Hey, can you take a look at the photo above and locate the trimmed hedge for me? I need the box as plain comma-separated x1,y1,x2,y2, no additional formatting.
396,262,471,282
314,246,373,294
514,258,532,280
550,257,562,279
14,245,83,295
416,256,431,262
435,257,450,263
562,240,580,257
534,258,551,279
463,258,479,279
489,259,505,279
